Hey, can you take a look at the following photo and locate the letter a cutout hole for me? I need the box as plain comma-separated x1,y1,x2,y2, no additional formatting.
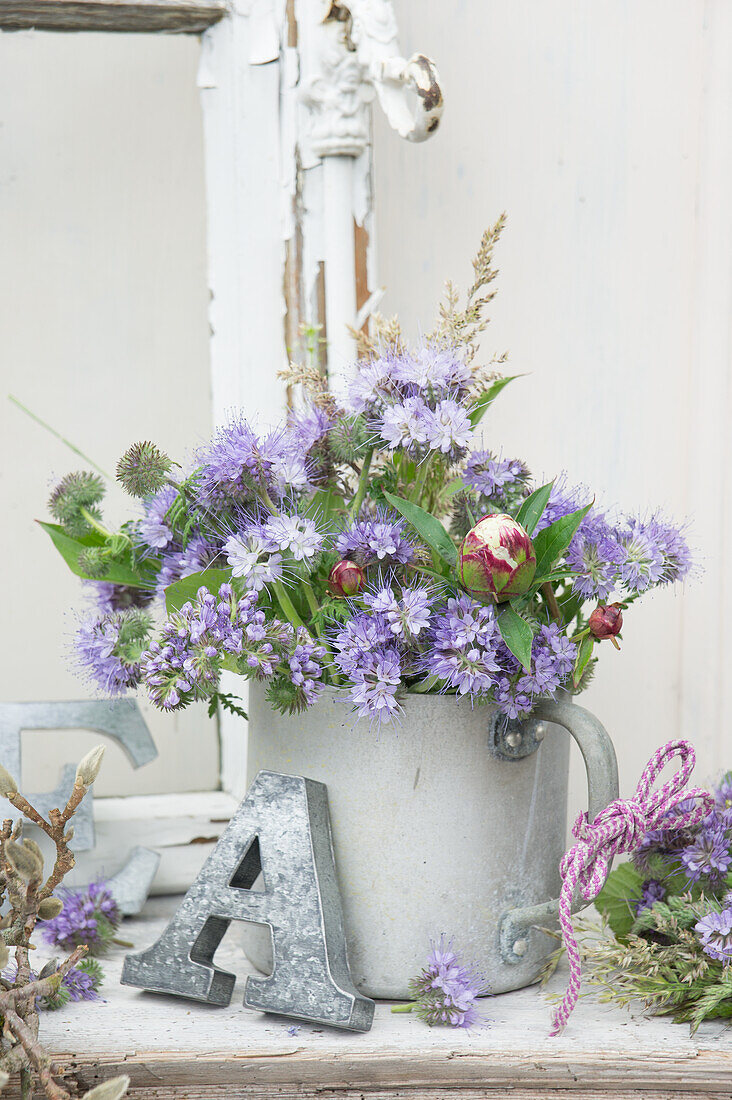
122,771,374,1032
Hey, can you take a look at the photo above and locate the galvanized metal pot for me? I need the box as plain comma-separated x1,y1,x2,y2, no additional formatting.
243,682,618,999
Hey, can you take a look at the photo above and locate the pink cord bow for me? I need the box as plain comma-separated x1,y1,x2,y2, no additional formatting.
550,739,713,1035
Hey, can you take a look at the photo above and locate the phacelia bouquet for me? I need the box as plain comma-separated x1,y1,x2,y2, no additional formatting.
566,774,732,1030
44,222,692,726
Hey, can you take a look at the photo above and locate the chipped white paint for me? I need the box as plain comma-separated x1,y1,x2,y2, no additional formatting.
292,0,442,391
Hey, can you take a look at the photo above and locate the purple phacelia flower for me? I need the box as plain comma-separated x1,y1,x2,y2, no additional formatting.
392,345,471,392
224,528,283,591
363,585,432,639
635,879,666,914
335,513,415,566
680,819,732,883
423,399,472,456
347,647,402,724
73,609,152,695
617,520,665,593
287,404,334,451
193,420,310,509
464,452,530,502
42,882,120,955
408,937,486,1028
696,908,732,963
380,397,429,451
137,485,177,551
263,514,323,562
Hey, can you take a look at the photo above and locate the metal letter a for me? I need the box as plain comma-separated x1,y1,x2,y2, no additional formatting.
121,770,374,1032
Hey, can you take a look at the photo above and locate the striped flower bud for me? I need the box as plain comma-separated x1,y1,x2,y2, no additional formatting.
458,513,536,603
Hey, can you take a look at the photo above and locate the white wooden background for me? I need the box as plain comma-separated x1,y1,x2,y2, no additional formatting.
373,0,732,805
1,1,731,822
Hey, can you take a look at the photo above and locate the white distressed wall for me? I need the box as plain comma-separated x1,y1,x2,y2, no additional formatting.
2,1,731,817
0,32,219,795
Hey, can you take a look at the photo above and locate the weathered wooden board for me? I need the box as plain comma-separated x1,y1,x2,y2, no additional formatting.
11,896,732,1098
0,0,225,34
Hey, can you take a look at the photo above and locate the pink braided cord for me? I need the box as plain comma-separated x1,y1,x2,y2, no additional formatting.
550,738,713,1035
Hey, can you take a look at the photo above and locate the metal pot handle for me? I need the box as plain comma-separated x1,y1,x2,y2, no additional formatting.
498,697,619,964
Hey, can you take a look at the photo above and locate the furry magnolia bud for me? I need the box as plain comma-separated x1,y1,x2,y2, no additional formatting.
5,839,42,881
75,745,105,788
38,897,64,921
0,764,18,798
82,1075,131,1100
39,957,60,979
23,837,43,860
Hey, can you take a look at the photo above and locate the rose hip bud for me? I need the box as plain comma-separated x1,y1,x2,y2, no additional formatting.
457,513,536,603
328,559,364,598
588,603,623,640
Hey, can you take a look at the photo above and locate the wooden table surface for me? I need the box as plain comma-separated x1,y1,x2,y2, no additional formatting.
16,896,732,1099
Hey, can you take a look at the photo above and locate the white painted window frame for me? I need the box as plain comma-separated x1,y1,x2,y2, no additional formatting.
1,0,442,890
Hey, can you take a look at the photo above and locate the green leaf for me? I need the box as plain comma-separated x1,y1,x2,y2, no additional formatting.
39,521,154,588
515,481,554,535
594,862,644,940
164,568,231,613
497,606,534,672
531,502,593,577
573,635,595,689
443,477,468,498
468,375,521,427
207,692,248,721
383,491,457,567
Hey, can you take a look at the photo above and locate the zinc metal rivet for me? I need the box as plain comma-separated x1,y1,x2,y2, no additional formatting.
505,729,522,749
534,721,547,741
512,938,528,957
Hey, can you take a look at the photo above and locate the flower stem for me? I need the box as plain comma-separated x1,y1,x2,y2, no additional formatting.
411,458,432,507
541,581,563,625
9,394,111,478
301,578,341,686
390,1002,414,1014
349,447,374,520
272,581,305,630
80,507,116,540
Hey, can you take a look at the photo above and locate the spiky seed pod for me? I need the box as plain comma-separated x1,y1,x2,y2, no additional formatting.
38,897,64,921
48,471,105,536
75,745,105,788
5,839,43,881
78,546,111,579
0,764,18,798
329,415,372,464
116,441,172,498
82,1075,130,1100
